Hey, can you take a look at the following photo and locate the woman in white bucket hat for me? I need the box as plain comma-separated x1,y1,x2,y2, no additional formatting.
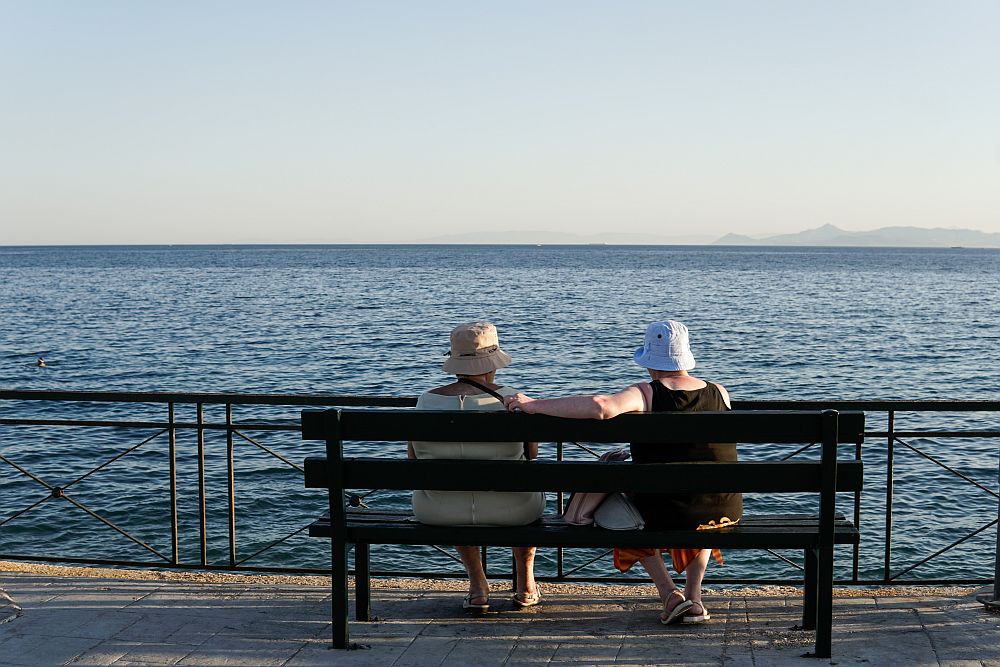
408,322,545,613
505,320,740,626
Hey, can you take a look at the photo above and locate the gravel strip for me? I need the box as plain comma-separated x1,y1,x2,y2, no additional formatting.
0,559,976,600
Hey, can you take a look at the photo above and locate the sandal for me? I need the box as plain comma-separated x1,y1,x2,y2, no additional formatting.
660,589,694,625
463,592,490,612
682,600,710,624
512,588,542,609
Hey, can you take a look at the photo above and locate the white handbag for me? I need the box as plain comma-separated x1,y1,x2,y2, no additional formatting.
593,492,645,531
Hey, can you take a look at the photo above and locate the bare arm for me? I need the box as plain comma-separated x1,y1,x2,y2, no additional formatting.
504,384,648,420
523,441,538,460
716,383,732,409
406,441,416,459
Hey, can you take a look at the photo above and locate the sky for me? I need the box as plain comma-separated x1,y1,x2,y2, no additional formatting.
1,1,998,245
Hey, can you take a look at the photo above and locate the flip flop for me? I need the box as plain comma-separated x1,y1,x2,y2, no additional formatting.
512,589,542,608
660,589,694,625
463,592,490,612
682,601,710,624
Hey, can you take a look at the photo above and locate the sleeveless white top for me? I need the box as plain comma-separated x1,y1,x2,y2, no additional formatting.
411,388,546,527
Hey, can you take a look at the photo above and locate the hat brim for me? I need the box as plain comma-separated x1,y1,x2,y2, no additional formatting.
633,346,696,371
442,348,512,375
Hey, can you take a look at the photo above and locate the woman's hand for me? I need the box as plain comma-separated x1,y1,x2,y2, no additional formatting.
504,393,534,413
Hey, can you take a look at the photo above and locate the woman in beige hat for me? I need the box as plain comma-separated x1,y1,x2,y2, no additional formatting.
504,320,740,626
408,321,545,612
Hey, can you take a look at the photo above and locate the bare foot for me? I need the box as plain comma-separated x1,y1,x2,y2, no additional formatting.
682,599,710,623
462,591,490,611
660,589,693,625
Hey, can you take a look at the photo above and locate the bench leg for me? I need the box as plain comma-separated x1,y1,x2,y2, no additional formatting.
802,547,817,630
814,545,834,659
356,542,371,621
331,538,350,649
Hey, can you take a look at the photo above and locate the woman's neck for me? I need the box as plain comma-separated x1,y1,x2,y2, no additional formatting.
456,372,496,385
648,369,689,380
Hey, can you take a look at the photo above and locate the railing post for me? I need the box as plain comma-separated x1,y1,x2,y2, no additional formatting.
557,440,564,579
993,448,1000,602
883,410,895,582
852,436,862,583
326,410,350,649
197,402,207,566
814,409,839,659
168,402,179,565
226,403,237,567
978,443,1000,610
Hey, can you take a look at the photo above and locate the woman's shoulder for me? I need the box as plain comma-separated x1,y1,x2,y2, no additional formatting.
706,381,732,408
416,390,459,408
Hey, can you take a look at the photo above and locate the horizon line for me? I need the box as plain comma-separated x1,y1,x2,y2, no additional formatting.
1,242,997,250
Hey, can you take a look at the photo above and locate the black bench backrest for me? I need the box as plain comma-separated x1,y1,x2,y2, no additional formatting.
302,409,865,444
303,409,864,495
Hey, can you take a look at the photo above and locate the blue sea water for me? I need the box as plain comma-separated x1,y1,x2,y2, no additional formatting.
1,244,999,581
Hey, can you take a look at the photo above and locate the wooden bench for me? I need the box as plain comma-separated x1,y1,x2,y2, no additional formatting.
302,408,864,658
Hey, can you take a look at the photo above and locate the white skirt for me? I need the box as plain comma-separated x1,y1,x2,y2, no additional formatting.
412,490,546,527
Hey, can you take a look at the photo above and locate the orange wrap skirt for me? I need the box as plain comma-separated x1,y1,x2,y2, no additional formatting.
613,517,739,574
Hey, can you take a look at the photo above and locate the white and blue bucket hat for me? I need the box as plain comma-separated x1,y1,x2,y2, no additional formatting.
633,320,696,371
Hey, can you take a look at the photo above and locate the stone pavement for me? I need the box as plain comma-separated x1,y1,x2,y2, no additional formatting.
1,566,999,666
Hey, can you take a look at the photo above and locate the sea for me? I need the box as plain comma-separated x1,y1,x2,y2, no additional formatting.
1,244,999,582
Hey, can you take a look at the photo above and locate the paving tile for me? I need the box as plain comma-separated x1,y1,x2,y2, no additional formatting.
0,633,101,666
174,635,307,666
2,607,97,637
112,614,196,644
918,606,994,662
66,611,143,640
65,640,142,666
391,635,460,667
720,651,757,666
214,617,330,642
113,642,194,665
549,637,623,662
160,618,228,646
502,641,559,665
438,638,518,666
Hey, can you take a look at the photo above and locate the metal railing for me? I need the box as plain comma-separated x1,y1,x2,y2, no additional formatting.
1,390,997,585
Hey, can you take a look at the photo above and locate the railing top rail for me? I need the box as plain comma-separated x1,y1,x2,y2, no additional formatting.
0,389,414,407
1,389,999,412
733,400,1000,411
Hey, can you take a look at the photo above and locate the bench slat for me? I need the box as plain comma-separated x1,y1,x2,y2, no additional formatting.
302,409,865,444
327,510,852,526
304,458,863,493
308,514,859,549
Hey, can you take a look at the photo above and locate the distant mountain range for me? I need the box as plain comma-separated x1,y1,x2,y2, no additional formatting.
714,224,1000,248
418,224,1000,247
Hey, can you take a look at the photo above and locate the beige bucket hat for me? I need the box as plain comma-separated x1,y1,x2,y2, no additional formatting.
442,322,513,375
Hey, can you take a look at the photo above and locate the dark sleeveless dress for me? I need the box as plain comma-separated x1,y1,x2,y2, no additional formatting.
630,381,743,530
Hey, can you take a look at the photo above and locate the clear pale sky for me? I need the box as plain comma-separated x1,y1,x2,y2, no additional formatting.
2,1,998,244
